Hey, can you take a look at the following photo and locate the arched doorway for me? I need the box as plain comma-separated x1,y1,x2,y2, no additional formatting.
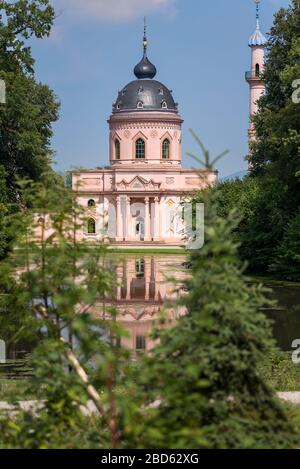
135,217,145,240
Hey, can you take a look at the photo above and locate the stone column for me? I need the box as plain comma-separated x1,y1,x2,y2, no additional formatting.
125,196,131,241
153,196,160,242
116,195,123,241
144,197,151,241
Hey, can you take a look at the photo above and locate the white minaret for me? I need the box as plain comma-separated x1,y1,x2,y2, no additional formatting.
245,0,267,146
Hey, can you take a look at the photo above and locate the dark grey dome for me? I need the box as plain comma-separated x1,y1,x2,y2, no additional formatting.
113,79,178,113
112,24,178,114
134,56,157,79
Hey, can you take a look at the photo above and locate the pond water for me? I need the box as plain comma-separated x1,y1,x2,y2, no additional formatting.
1,254,300,376
107,254,300,353
265,284,300,351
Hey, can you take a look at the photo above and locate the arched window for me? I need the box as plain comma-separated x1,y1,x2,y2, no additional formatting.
115,139,120,160
135,138,145,159
162,138,170,160
88,199,96,207
87,218,96,234
161,100,167,109
255,63,260,77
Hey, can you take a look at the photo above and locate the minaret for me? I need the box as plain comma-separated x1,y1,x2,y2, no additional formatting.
245,0,267,146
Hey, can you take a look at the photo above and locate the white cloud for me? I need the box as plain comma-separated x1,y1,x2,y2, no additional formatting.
52,0,176,23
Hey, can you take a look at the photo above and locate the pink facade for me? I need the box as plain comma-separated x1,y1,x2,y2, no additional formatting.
72,30,217,246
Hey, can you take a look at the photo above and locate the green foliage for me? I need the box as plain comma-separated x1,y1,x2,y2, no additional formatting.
259,351,300,392
250,0,300,177
0,0,59,257
213,177,291,273
121,140,297,449
0,180,130,449
0,133,298,448
0,165,9,258
0,379,37,401
271,211,300,281
212,0,300,279
214,177,260,221
0,0,55,72
124,192,296,448
239,0,300,277
0,71,59,186
214,173,300,279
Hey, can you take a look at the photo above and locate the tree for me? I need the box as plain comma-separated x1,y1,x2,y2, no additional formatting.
271,210,300,281
212,1,300,277
250,0,300,215
213,177,291,273
0,0,59,256
0,164,9,257
0,0,55,72
0,0,59,193
125,139,297,449
0,72,59,190
0,179,129,449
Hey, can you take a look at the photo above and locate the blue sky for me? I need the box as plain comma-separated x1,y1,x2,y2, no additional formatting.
31,0,290,177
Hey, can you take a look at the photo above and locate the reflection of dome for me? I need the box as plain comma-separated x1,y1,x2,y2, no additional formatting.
112,23,178,114
113,79,178,113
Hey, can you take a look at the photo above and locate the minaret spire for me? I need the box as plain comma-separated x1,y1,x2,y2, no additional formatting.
255,0,261,29
143,17,147,57
133,18,157,80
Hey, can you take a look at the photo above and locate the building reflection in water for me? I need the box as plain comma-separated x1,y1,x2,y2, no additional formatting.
98,255,186,357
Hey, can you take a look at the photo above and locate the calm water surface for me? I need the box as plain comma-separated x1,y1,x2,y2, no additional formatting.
1,254,300,376
109,254,300,353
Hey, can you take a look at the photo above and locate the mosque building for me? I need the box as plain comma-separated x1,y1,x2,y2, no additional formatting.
71,22,217,247
71,1,266,247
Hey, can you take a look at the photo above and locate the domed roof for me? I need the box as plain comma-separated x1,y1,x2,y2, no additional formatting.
249,20,267,46
112,22,178,114
134,56,157,80
113,79,178,113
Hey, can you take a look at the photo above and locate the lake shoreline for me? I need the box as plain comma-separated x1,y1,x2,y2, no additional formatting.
249,275,300,288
